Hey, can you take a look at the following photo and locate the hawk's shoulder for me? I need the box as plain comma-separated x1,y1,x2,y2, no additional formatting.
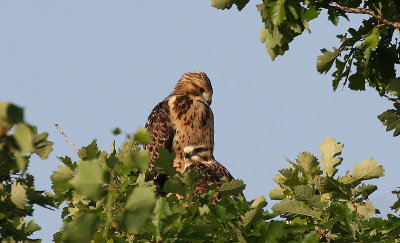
145,98,175,161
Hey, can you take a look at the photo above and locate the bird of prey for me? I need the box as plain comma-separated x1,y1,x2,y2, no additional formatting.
144,71,214,173
183,143,242,202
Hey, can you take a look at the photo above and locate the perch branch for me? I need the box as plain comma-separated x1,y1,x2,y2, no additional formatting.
55,123,81,157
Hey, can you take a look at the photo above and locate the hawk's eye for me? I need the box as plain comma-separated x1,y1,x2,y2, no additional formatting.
199,88,205,93
194,148,204,154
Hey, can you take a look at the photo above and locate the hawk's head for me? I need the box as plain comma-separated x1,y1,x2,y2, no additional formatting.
183,143,213,169
173,71,213,105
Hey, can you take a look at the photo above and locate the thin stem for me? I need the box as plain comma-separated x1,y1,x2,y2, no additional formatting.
103,169,115,240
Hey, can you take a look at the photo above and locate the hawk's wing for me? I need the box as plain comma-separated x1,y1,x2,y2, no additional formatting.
144,99,175,161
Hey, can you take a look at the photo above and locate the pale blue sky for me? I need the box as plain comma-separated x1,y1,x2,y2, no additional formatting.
1,1,399,242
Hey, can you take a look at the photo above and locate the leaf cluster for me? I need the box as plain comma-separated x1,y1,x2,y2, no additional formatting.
269,136,400,241
51,128,277,242
212,0,400,137
0,102,55,242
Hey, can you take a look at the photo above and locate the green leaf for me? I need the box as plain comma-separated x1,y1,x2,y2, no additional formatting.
199,204,210,216
63,214,99,243
272,198,320,218
11,181,28,209
69,160,105,200
303,5,320,21
218,179,246,196
211,0,250,11
13,123,34,153
301,232,319,243
349,199,375,219
386,78,400,97
124,187,156,233
339,158,384,185
269,0,287,26
51,165,74,193
295,151,320,178
378,107,400,137
327,8,339,26
293,185,323,209
112,127,121,135
363,27,380,63
269,187,284,200
153,147,176,177
251,195,267,208
241,207,263,229
348,72,365,91
123,150,150,171
0,102,23,134
319,136,343,177
334,203,357,236
24,220,41,234
134,127,152,145
32,130,54,159
316,48,342,74
262,220,285,242
79,140,100,160
13,150,27,171
355,184,377,200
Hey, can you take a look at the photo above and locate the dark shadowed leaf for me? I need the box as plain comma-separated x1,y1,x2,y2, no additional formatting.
317,48,342,74
218,179,246,195
79,140,100,160
272,198,319,218
63,214,99,243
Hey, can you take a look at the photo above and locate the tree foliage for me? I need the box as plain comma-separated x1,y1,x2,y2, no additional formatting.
1,103,400,241
0,102,54,242
211,0,400,137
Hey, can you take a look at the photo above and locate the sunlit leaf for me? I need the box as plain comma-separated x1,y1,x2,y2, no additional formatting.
269,0,286,26
13,123,34,153
339,158,384,185
11,181,28,209
134,127,152,145
319,136,343,177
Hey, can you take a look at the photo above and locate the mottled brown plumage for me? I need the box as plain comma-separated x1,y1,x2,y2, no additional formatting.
183,143,242,203
144,72,214,173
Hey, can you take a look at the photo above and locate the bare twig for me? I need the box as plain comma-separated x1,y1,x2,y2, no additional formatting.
330,2,400,29
392,189,400,195
55,123,81,157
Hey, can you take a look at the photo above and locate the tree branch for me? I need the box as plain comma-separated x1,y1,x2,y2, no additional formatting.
383,94,400,104
330,2,400,29
55,123,81,157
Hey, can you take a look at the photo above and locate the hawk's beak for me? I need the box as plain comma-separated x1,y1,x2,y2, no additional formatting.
184,152,190,159
184,149,191,160
202,93,212,105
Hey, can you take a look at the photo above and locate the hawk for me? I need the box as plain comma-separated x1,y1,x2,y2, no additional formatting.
144,71,214,173
183,143,243,202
